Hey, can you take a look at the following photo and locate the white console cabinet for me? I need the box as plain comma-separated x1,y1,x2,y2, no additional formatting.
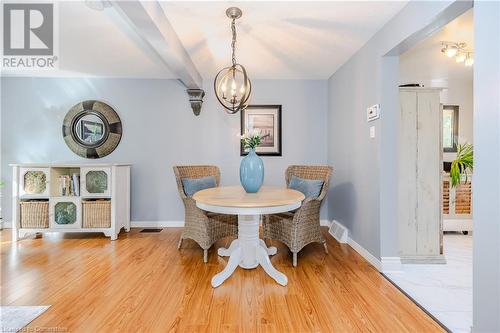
11,163,131,241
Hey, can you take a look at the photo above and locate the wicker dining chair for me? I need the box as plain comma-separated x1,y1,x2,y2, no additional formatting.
263,165,333,267
173,165,238,263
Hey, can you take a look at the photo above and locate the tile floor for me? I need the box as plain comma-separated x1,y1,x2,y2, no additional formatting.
385,233,472,333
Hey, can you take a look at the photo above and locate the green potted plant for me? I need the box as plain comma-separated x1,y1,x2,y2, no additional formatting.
450,143,473,187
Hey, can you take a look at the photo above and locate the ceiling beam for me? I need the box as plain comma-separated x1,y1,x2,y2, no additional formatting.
110,1,203,90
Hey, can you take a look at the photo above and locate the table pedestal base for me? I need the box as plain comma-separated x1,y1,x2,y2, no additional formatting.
211,215,288,288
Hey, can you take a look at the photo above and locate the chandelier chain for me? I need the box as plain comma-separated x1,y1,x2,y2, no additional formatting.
231,18,236,66
214,7,251,114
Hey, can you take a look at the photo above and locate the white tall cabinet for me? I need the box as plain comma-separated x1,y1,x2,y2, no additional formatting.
399,88,445,263
11,163,131,241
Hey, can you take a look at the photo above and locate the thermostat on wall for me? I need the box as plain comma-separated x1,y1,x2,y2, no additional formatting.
367,104,380,122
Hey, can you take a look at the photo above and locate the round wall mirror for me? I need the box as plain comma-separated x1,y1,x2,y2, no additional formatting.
73,112,107,146
62,100,122,159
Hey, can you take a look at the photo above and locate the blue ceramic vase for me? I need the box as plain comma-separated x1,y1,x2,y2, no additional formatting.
240,148,264,193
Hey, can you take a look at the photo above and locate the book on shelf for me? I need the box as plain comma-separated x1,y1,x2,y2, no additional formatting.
59,174,80,196
72,173,80,196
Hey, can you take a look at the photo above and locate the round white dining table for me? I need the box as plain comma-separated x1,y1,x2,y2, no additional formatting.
193,186,305,288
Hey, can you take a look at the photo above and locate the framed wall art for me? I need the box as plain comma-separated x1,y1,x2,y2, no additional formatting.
240,105,282,156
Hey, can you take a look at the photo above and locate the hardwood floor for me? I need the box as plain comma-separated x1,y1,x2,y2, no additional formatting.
1,228,444,333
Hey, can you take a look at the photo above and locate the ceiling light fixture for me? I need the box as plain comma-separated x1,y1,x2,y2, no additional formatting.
464,53,474,66
214,7,252,114
445,45,458,57
441,41,473,67
455,52,466,63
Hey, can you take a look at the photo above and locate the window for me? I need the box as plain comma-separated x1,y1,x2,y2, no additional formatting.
443,105,459,152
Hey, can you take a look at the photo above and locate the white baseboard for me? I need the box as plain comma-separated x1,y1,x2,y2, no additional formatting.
322,219,401,273
347,236,382,271
131,221,184,228
380,257,403,272
346,238,403,273
322,219,381,271
320,219,331,227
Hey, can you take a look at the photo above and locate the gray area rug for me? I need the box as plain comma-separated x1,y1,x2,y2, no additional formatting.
0,306,50,332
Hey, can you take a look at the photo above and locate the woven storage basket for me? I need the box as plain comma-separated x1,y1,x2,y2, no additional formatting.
20,201,49,228
82,200,111,228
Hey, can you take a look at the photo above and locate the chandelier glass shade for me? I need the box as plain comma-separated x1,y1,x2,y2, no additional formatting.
464,53,474,66
455,52,466,63
444,45,458,57
214,64,251,113
214,7,252,114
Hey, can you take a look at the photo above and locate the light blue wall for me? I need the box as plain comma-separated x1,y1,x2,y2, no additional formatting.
473,1,500,331
1,78,328,223
326,1,465,259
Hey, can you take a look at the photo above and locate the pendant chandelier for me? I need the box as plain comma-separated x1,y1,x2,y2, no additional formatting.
214,7,252,114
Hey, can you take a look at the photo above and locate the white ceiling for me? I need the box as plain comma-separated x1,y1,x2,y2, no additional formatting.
400,9,474,86
161,1,408,80
2,1,409,80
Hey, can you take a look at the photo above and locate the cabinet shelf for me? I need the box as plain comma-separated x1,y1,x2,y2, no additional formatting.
12,164,130,241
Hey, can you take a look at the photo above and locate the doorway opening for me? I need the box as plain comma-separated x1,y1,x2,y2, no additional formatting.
387,9,474,333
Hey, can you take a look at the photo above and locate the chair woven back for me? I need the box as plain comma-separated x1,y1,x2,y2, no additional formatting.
173,165,221,199
285,165,333,201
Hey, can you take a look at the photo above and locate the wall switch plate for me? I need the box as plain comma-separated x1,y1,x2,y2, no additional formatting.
367,104,380,122
370,126,376,138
